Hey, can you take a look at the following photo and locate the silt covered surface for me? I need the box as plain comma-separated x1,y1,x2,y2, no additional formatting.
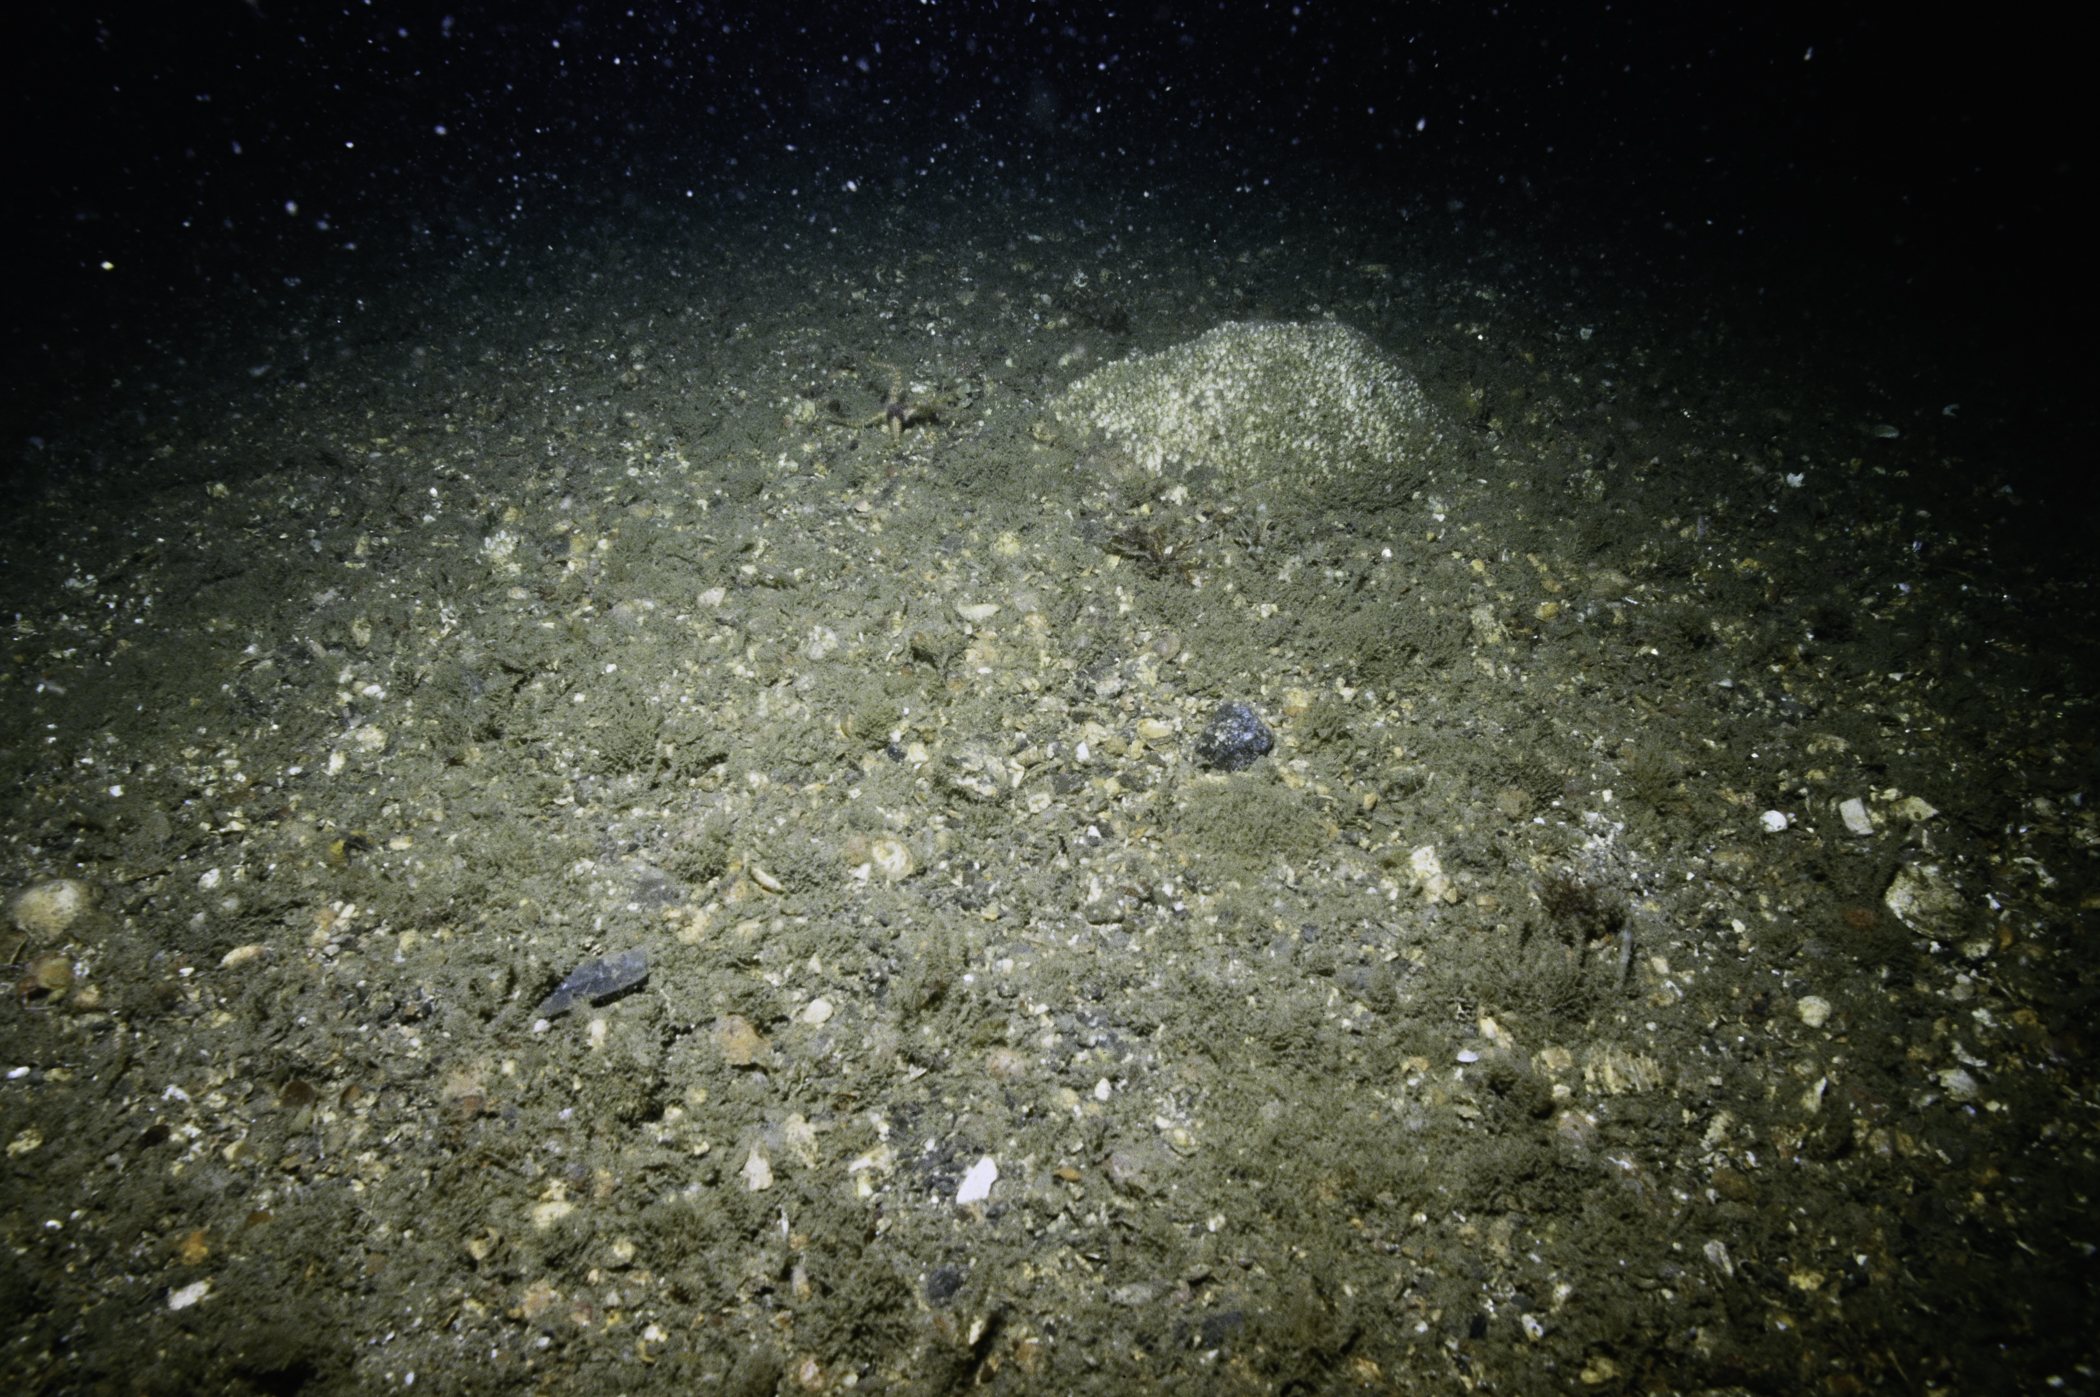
2,176,2096,1396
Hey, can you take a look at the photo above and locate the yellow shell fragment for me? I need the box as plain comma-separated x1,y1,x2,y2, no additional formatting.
868,837,915,882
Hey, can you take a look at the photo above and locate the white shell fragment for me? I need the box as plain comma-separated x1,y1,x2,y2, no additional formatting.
781,1113,820,1167
1409,845,1459,903
7,879,94,942
956,1155,998,1205
481,529,521,575
1838,798,1875,836
1885,863,1966,937
1760,810,1790,833
1796,995,1833,1028
167,1279,212,1311
868,837,915,882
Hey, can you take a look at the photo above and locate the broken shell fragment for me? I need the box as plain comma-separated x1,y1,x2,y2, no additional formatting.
712,1014,771,1066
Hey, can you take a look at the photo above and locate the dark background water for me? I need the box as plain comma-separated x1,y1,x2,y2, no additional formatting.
7,1,2087,506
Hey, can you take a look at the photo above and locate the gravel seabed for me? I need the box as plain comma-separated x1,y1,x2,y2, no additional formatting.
4,170,2095,1395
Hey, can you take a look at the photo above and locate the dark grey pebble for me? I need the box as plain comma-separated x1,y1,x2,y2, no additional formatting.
1194,700,1273,772
536,947,649,1018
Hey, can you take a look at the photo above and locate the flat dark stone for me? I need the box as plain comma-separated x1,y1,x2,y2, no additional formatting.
535,947,649,1018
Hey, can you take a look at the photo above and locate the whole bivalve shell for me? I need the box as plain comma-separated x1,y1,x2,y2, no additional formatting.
7,879,95,943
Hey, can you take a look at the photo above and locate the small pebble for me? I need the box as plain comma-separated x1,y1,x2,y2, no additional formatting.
535,948,649,1019
1194,700,1272,772
713,1015,770,1066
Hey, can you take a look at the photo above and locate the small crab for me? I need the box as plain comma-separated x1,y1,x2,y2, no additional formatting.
13,951,73,1010
825,360,970,442
1105,520,1199,585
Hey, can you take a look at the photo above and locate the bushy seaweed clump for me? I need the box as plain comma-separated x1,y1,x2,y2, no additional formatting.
1538,870,1626,942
